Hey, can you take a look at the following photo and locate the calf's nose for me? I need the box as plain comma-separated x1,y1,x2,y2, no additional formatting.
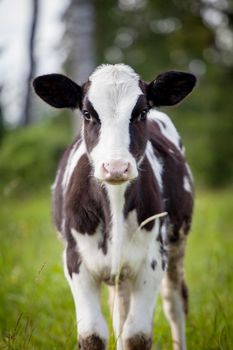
103,159,129,182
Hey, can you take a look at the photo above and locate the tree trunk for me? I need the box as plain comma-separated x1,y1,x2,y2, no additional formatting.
22,0,39,126
65,0,95,135
0,87,5,144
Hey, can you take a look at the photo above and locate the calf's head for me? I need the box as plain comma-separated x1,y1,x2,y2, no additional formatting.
33,64,196,184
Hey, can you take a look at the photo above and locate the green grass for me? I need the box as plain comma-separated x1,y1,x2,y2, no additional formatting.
0,188,232,349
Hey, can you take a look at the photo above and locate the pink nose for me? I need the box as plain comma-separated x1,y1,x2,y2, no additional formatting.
103,160,129,182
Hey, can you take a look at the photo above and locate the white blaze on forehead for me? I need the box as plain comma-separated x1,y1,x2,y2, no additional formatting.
87,64,143,179
88,64,142,120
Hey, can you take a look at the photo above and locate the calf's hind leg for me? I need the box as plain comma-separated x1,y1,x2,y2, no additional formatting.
161,235,188,350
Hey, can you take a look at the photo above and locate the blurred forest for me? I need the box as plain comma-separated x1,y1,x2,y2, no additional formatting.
0,0,233,192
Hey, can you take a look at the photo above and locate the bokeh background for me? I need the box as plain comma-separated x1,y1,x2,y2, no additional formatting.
0,0,232,349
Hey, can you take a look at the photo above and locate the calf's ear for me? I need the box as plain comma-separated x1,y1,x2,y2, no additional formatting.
33,74,82,109
147,71,196,107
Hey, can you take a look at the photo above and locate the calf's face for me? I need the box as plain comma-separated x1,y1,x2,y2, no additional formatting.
33,64,196,184
82,66,149,183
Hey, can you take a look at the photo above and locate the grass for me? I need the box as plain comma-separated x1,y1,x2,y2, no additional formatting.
0,187,232,349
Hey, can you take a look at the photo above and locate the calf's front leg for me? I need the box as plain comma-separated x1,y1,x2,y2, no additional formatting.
64,246,108,350
122,258,164,350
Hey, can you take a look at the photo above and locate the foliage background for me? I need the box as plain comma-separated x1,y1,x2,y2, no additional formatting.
0,0,232,349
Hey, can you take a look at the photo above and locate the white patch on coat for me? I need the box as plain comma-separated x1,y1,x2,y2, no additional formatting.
122,269,163,340
122,220,164,340
160,219,168,243
183,175,192,193
87,64,143,180
185,163,194,184
105,183,128,276
90,64,139,83
63,249,108,342
51,168,60,192
149,110,181,150
146,141,163,191
71,208,163,285
62,140,85,194
181,144,186,155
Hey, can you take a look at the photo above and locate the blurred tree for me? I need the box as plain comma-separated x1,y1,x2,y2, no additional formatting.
0,86,5,144
64,0,95,134
22,0,39,126
196,0,233,186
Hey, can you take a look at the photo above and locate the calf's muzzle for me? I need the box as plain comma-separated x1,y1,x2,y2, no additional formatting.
102,159,131,184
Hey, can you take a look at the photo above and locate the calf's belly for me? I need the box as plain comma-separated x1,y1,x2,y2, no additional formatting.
71,225,161,284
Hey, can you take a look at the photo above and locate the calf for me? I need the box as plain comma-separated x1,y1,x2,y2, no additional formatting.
33,64,196,350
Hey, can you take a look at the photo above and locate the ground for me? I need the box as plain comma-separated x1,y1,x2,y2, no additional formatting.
0,187,232,349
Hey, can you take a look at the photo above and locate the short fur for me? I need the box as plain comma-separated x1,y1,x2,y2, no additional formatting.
33,64,196,350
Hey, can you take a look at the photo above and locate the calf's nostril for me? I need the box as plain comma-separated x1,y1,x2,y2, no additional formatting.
103,163,110,173
124,165,129,173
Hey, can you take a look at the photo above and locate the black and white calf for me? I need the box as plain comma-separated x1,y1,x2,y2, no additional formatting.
33,64,196,350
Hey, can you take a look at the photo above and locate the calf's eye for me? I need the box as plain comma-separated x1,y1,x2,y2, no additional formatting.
83,110,92,121
130,109,149,123
140,110,147,121
132,109,148,122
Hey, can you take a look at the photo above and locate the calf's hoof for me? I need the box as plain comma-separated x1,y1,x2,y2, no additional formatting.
124,333,152,350
78,334,106,350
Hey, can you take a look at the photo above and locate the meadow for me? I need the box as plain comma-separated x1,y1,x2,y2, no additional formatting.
0,188,232,349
